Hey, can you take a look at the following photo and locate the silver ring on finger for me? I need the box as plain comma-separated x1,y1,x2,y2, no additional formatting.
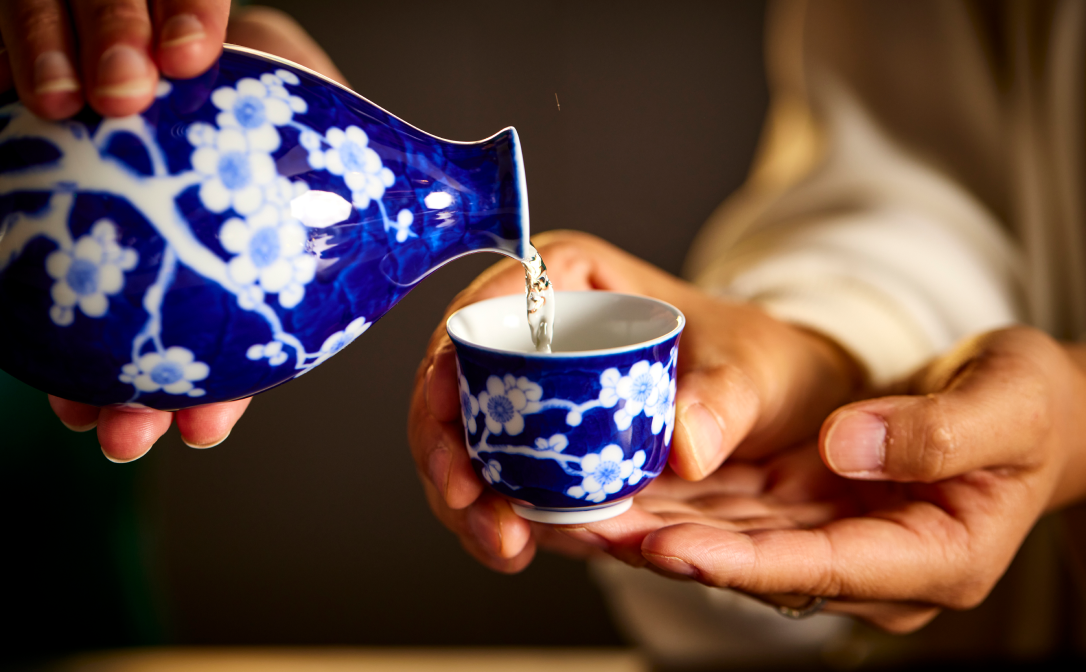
777,596,828,619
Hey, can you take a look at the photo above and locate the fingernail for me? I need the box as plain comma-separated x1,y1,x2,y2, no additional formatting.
183,431,229,449
557,526,609,551
467,501,500,556
34,51,80,94
102,444,145,464
644,552,699,578
676,402,722,478
428,444,451,500
96,44,153,98
824,411,886,476
61,420,97,433
161,14,206,49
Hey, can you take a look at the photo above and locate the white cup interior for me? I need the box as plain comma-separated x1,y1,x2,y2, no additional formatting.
447,291,684,355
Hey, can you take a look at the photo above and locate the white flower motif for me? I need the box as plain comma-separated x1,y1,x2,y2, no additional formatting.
598,367,622,408
220,204,316,309
459,374,480,434
534,434,568,453
305,316,372,370
388,208,416,243
627,450,648,487
271,68,301,86
191,127,277,215
481,459,502,485
649,376,677,444
611,360,665,431
210,76,302,152
118,346,209,397
187,121,218,148
307,125,396,210
476,374,542,436
46,219,137,326
566,445,644,503
246,340,289,366
264,175,310,209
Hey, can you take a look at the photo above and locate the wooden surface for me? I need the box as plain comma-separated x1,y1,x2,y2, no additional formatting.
55,648,649,672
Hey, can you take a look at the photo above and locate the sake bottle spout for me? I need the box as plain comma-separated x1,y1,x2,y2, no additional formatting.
375,125,531,287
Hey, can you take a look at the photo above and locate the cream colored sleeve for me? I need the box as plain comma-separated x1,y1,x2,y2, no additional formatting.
685,3,1024,386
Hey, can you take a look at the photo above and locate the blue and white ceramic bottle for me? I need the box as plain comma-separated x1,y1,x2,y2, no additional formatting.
0,45,529,409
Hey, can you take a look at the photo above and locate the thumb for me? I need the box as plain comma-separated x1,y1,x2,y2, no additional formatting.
819,337,1049,482
670,364,761,480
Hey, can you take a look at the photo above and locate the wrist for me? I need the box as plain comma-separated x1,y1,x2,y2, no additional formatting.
1047,343,1086,510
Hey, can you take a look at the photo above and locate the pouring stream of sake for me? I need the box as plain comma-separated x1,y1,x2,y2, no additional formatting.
524,245,555,353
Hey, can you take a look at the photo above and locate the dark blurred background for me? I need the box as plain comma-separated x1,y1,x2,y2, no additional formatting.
1,0,768,660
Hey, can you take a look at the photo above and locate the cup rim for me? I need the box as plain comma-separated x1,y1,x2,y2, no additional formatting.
446,290,685,358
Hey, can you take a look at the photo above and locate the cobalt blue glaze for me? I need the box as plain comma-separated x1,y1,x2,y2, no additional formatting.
451,321,681,514
0,45,529,409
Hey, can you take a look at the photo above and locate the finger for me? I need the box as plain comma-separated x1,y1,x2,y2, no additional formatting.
530,522,609,560
152,0,228,79
48,395,101,432
422,477,534,568
465,495,533,561
823,600,940,634
670,363,760,480
820,330,1052,482
97,404,174,463
0,0,83,118
409,366,483,510
0,36,15,93
425,344,461,424
641,509,989,608
225,6,348,85
669,305,861,481
460,530,537,574
69,0,157,117
174,397,251,448
639,463,767,500
638,493,846,530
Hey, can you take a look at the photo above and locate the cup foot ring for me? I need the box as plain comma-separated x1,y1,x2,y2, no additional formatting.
510,498,633,525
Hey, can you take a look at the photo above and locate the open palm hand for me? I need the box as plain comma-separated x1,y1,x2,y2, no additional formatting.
570,327,1086,633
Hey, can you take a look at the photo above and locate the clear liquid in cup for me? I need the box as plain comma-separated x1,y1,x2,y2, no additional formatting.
523,245,555,353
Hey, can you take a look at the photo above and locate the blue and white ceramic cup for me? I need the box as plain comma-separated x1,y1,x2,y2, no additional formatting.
447,291,685,524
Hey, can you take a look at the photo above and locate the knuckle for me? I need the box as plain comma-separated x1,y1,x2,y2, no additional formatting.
534,237,591,266
908,397,956,481
85,1,149,33
874,607,941,634
942,578,992,610
11,3,67,43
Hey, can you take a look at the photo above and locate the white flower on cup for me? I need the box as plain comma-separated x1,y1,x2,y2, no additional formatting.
534,434,568,453
220,204,316,309
481,459,502,485
477,374,542,436
566,445,646,503
119,346,209,397
211,77,299,152
306,125,396,210
191,126,277,215
598,367,622,408
652,376,677,444
459,374,480,434
46,219,138,326
605,360,666,430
